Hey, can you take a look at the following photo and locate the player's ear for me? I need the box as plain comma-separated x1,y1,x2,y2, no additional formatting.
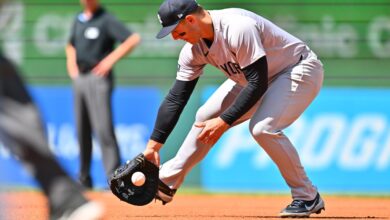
185,14,197,24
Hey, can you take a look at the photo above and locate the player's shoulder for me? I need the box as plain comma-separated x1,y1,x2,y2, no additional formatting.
213,8,258,22
94,8,120,23
101,10,117,21
211,8,259,32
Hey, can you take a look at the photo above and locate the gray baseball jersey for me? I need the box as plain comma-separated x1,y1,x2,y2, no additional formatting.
177,8,308,85
159,8,323,203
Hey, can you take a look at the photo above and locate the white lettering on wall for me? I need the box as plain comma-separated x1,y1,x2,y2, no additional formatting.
216,124,259,167
214,114,389,171
33,14,73,55
301,114,346,169
376,130,390,170
2,4,389,65
275,15,358,58
115,124,148,157
43,123,148,160
340,115,386,169
0,1,24,64
0,141,11,159
368,16,390,58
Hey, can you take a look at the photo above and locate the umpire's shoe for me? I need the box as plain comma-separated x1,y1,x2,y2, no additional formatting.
155,180,176,205
279,193,325,218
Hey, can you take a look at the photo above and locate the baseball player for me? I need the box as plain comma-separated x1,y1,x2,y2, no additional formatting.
0,3,103,219
143,0,325,217
0,54,104,219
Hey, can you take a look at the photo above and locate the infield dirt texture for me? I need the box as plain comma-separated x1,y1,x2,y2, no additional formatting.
1,191,390,219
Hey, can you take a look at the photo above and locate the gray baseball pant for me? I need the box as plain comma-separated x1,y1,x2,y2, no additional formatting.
73,73,120,180
0,56,86,215
160,50,324,201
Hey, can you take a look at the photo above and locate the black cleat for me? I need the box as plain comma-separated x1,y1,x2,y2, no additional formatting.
53,201,104,220
155,193,168,205
154,180,176,205
279,193,325,218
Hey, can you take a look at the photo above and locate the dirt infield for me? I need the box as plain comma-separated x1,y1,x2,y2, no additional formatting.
1,191,390,219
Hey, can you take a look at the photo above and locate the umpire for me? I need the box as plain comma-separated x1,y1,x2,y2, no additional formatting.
65,0,140,189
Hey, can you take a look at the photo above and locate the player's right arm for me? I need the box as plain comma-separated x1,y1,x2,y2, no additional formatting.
144,140,163,166
143,44,204,165
144,78,199,165
65,44,79,79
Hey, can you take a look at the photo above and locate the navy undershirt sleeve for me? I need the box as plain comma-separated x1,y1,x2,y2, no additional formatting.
150,78,199,143
220,56,268,125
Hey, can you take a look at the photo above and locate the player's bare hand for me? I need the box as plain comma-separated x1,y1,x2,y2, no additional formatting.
143,140,163,166
69,71,79,80
92,59,113,77
195,117,230,145
143,148,160,167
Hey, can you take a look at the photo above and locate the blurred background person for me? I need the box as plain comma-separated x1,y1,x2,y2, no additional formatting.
0,2,104,219
65,0,141,189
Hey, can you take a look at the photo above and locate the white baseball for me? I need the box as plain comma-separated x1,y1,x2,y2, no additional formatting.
131,171,146,186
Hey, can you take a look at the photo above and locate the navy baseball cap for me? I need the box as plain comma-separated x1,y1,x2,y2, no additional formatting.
156,0,199,39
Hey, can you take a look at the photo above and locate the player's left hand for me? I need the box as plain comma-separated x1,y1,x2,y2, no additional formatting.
143,140,163,167
143,146,160,167
195,117,230,145
92,59,114,77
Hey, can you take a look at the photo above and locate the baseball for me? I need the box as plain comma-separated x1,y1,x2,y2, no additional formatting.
131,171,146,186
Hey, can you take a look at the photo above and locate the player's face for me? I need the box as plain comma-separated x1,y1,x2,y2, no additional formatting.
171,18,202,44
80,0,99,8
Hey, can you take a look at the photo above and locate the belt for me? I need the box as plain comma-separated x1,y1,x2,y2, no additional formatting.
78,62,94,73
79,67,93,73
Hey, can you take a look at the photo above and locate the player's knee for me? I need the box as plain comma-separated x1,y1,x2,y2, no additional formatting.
195,106,212,122
249,117,277,138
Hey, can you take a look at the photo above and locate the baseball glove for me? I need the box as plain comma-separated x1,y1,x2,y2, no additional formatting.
109,153,159,206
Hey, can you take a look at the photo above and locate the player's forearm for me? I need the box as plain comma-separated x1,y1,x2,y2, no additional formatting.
149,97,186,144
146,139,163,152
66,60,79,77
65,44,79,77
104,33,141,65
150,78,199,143
220,56,268,125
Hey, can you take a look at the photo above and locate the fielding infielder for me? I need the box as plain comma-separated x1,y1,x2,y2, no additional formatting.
144,0,325,217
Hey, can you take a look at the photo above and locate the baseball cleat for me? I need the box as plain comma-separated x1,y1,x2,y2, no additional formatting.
279,193,325,218
154,180,176,205
57,201,104,220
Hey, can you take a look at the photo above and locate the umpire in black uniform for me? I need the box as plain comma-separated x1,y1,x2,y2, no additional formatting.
65,0,140,189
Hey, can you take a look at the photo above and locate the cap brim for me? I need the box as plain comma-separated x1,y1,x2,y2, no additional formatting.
156,23,179,39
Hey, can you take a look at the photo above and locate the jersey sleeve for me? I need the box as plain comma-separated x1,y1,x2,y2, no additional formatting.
176,43,206,81
106,14,133,42
68,17,78,46
227,16,265,69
